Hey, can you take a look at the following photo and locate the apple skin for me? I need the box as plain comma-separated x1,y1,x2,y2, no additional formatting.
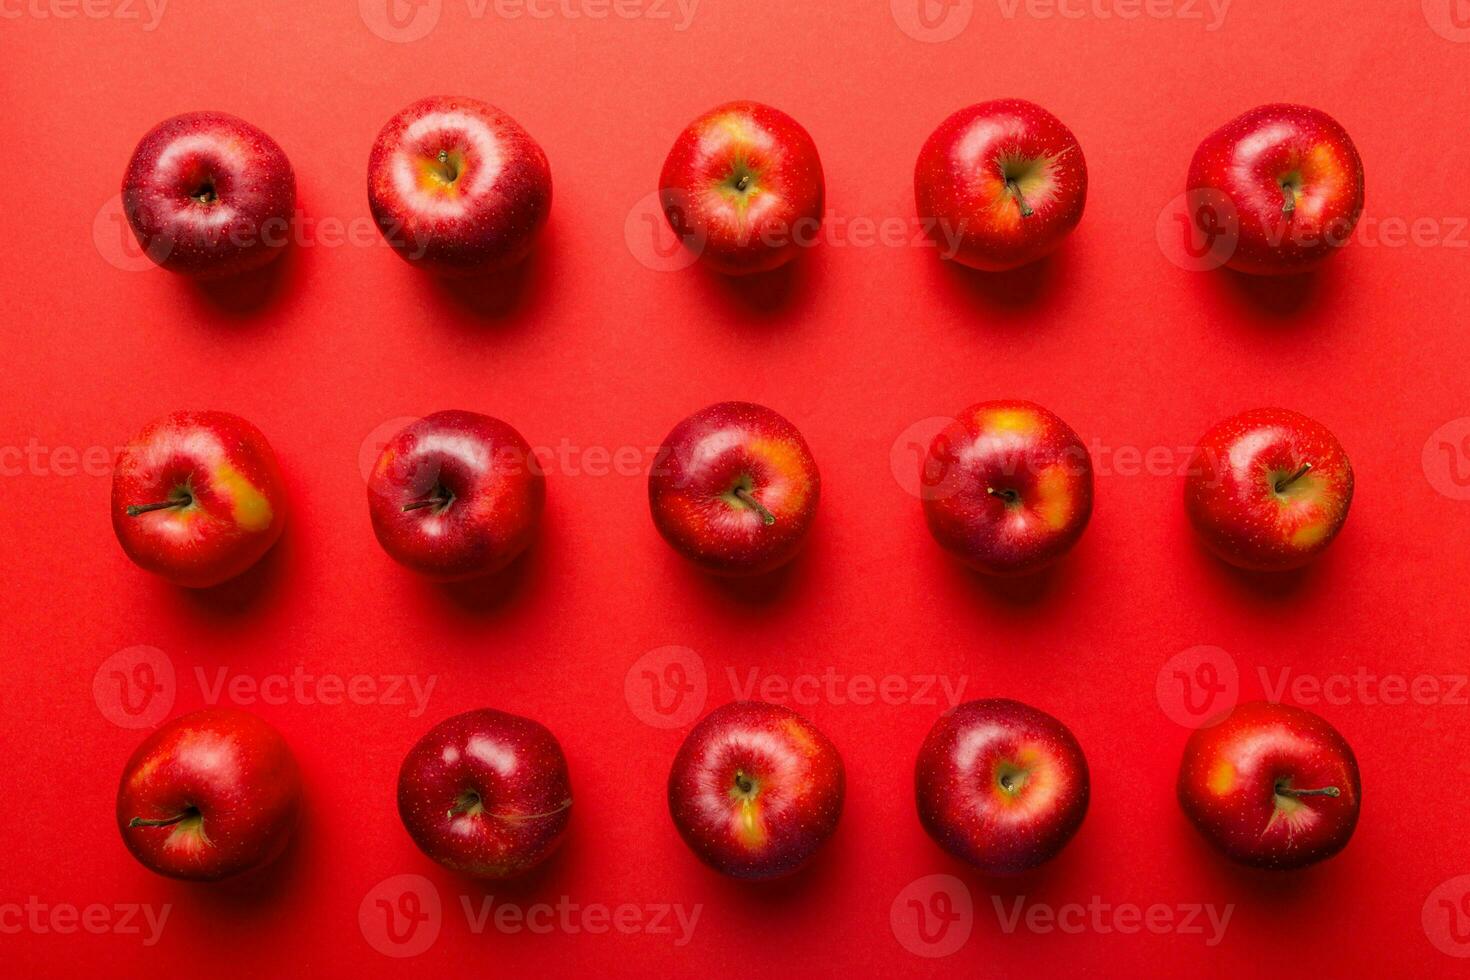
368,96,551,277
648,401,820,575
122,111,295,279
397,708,572,879
915,698,1089,874
1185,407,1353,571
1178,701,1361,870
921,400,1093,575
659,100,825,275
914,99,1087,271
367,410,545,581
667,701,844,880
111,410,287,588
116,708,301,881
1188,104,1364,275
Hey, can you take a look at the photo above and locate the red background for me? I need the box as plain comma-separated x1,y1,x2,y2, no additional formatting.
4,0,1470,975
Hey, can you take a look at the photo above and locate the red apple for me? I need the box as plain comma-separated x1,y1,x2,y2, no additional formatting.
921,400,1092,575
397,708,572,879
648,401,820,575
367,410,544,581
1188,103,1364,275
1185,407,1353,571
668,701,844,880
111,410,286,588
116,708,300,881
915,698,1089,874
1178,701,1360,869
121,111,295,278
659,100,825,275
368,96,551,276
914,99,1087,271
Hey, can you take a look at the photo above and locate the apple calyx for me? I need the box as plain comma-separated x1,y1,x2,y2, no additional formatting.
1273,462,1313,494
191,181,219,206
732,770,757,797
732,486,776,526
126,493,192,517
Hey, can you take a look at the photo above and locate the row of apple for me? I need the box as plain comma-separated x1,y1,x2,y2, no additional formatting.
117,696,1361,882
121,97,1365,281
112,402,1352,587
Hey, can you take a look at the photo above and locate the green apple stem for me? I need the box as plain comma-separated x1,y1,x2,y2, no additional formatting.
1005,180,1034,218
1278,785,1340,798
126,495,191,517
733,487,776,526
987,486,1021,505
1274,462,1313,493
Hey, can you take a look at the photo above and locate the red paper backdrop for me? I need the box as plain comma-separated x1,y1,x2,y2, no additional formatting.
3,1,1470,975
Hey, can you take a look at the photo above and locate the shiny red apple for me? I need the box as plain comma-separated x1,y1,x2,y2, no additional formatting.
397,708,572,879
1185,407,1353,571
1187,103,1364,275
111,410,286,588
648,401,820,575
367,410,544,581
914,99,1087,271
659,100,825,275
668,701,844,880
121,111,295,278
915,698,1089,874
368,96,551,276
921,400,1092,575
116,708,301,881
1178,700,1361,869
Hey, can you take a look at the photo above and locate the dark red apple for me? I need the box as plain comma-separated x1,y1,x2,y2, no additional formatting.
921,400,1092,575
915,698,1089,874
368,96,551,276
116,708,300,881
367,410,544,581
914,99,1087,271
659,100,825,275
648,401,820,575
668,701,844,880
121,111,295,278
1185,407,1353,571
111,410,286,588
1178,700,1361,869
397,708,572,879
1187,103,1364,275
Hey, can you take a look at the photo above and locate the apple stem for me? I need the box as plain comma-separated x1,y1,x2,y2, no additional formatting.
1278,785,1340,799
1274,462,1313,493
734,173,751,192
434,149,458,183
1281,183,1297,217
1005,180,1034,218
733,486,776,526
128,811,194,828
986,486,1021,504
126,495,191,517
402,496,449,512
734,772,754,794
